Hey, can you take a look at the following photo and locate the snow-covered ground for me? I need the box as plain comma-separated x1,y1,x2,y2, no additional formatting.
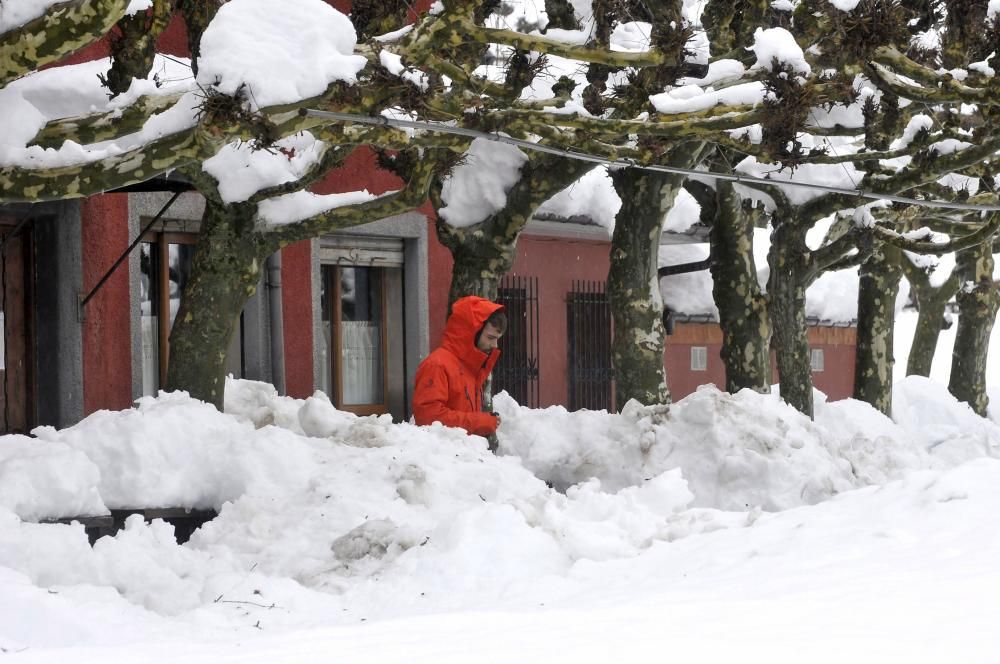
3,362,1000,662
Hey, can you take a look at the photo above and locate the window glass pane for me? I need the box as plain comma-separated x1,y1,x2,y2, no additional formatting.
340,266,384,405
810,348,825,372
319,266,334,397
167,243,195,329
691,346,708,371
140,242,159,395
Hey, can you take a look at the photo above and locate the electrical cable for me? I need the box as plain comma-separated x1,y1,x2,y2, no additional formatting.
302,108,1000,212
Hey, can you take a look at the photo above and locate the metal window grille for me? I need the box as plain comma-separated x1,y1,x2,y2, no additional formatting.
567,280,614,411
691,346,708,371
493,275,539,407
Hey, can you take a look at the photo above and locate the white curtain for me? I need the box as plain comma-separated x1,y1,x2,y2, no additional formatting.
341,320,382,404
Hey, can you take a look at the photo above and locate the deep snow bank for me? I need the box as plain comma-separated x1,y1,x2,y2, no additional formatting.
0,376,997,620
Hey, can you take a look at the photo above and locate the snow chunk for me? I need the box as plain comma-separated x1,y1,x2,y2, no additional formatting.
204,132,326,203
611,22,652,52
0,0,64,31
650,82,765,114
662,187,701,233
0,436,106,521
439,139,529,227
257,189,380,227
197,0,367,108
32,392,317,510
750,28,810,76
535,167,620,231
126,0,153,14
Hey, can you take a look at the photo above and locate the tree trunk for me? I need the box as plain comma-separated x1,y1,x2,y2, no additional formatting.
443,229,509,304
710,180,771,393
767,219,814,416
948,243,999,416
166,199,266,409
853,244,901,414
437,156,595,310
903,261,959,377
607,169,680,407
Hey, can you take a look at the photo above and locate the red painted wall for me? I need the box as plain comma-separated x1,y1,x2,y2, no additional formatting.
664,324,857,401
58,15,190,66
426,216,452,350
807,327,856,400
81,194,133,414
664,325,727,400
311,148,405,196
505,234,611,407
280,241,314,398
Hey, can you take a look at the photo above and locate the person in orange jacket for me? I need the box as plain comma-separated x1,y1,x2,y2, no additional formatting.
412,295,507,436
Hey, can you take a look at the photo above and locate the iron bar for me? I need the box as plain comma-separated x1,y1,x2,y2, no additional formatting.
80,191,183,311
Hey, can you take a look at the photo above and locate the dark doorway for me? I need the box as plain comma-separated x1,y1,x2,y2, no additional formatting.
0,222,35,433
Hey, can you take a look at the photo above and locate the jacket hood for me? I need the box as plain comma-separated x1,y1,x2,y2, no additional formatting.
441,296,504,374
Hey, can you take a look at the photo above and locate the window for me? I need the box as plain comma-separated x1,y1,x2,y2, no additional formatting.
494,275,539,407
320,265,388,415
139,233,242,394
566,280,613,411
810,348,825,373
691,346,708,371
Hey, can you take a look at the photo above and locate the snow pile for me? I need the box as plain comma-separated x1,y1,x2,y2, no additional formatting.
1,377,1000,654
892,376,1000,464
29,392,317,511
496,383,986,512
0,435,105,521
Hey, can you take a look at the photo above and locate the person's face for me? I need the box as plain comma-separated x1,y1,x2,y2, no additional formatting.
476,322,503,353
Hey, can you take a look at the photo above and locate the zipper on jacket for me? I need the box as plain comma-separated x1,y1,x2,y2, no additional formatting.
465,386,475,411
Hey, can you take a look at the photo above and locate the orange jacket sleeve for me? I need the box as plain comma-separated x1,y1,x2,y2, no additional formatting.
413,362,499,436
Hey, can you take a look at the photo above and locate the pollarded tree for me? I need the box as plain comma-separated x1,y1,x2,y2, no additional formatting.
706,177,773,394
900,253,960,378
607,146,709,407
948,236,1000,415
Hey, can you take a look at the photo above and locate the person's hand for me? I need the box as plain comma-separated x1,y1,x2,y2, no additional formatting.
491,412,501,427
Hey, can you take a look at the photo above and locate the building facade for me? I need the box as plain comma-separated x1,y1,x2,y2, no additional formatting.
0,2,860,434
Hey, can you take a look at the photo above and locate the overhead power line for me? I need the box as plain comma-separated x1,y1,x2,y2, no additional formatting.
302,109,1000,213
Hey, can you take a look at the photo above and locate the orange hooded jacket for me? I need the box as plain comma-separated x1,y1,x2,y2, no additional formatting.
412,296,503,436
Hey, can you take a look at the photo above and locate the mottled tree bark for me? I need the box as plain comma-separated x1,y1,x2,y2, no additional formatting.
948,242,999,416
166,199,267,409
436,154,594,308
174,0,224,75
607,171,677,407
767,219,814,417
853,244,902,414
710,180,771,393
901,258,959,377
0,0,129,85
165,157,436,409
102,0,172,95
